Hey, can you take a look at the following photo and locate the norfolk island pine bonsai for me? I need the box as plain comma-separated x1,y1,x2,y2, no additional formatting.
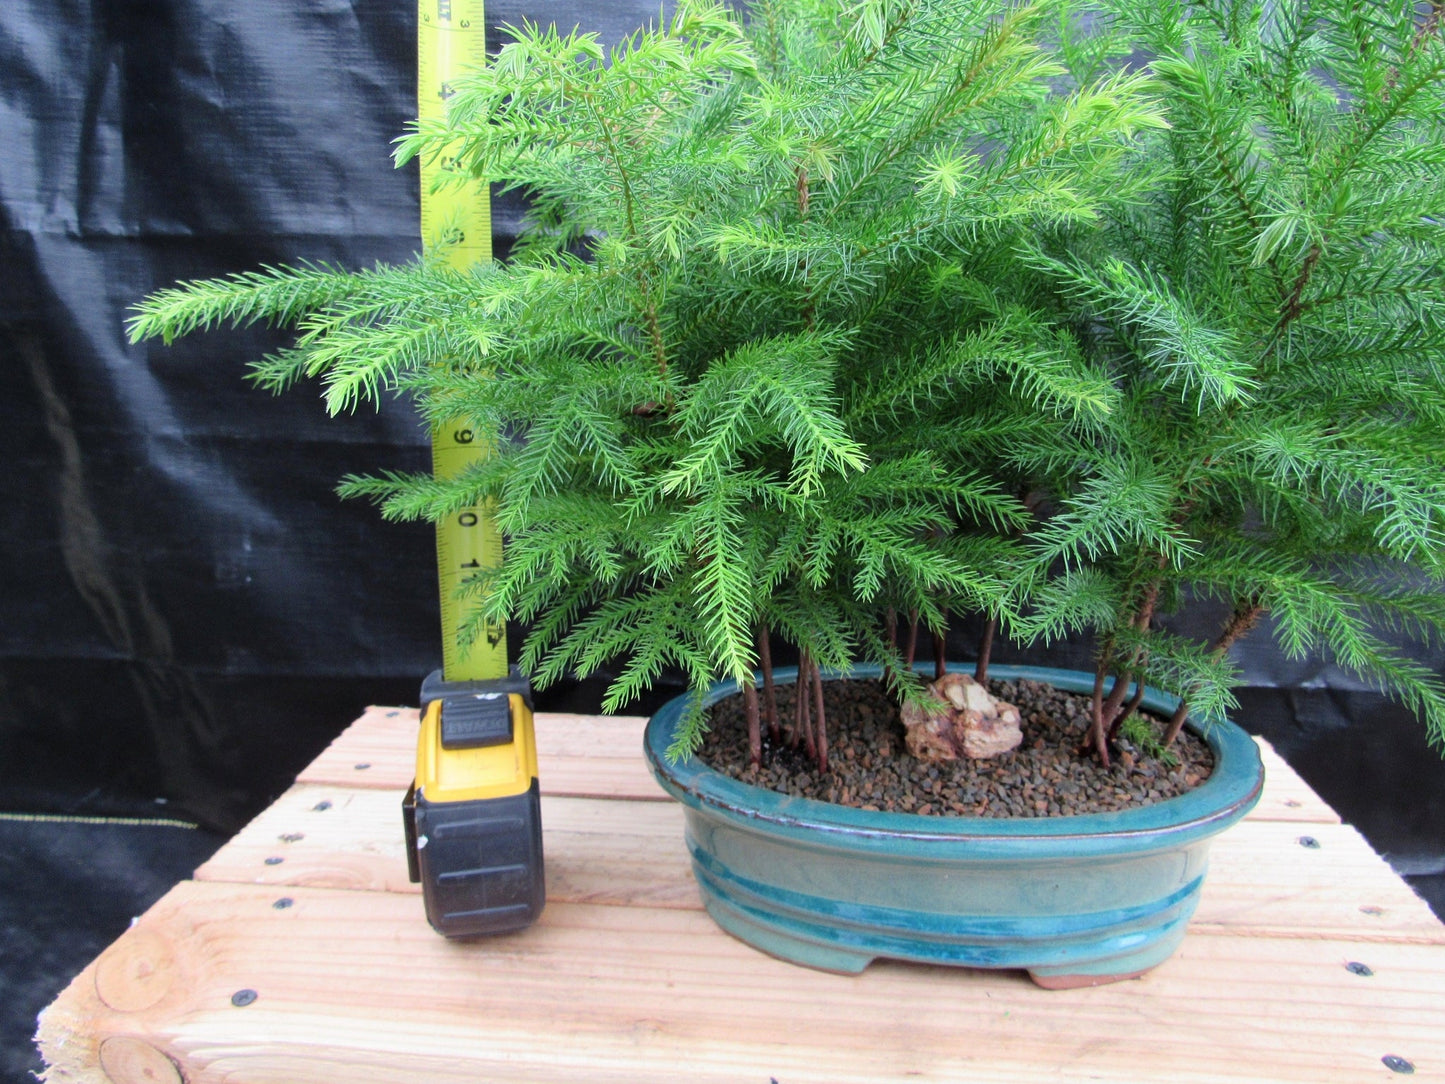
127,0,1445,982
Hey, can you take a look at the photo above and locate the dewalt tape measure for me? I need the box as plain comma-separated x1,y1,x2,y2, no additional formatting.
402,0,544,939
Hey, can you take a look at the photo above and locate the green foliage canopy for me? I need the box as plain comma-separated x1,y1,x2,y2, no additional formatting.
130,0,1445,760
131,0,1166,756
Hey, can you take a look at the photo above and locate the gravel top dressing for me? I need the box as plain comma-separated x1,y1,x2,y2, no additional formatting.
698,676,1215,818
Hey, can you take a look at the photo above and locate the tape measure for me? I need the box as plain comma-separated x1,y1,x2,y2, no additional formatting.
404,0,544,939
419,0,505,682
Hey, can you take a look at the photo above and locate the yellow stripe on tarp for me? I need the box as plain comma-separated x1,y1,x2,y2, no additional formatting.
0,811,198,829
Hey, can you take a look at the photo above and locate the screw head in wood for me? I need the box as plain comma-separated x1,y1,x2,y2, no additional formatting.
312,800,332,811
273,897,294,910
1345,961,1373,976
1382,1055,1414,1074
231,989,258,1007
1297,835,1320,849
264,856,284,866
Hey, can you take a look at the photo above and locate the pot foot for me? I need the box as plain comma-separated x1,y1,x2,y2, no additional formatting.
1027,966,1152,990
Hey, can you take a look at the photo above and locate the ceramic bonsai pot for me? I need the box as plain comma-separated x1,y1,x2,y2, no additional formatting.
644,663,1264,988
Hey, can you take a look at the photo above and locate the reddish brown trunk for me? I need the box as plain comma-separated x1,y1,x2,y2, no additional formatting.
1163,600,1265,746
1162,699,1191,747
796,651,817,759
757,624,778,741
975,617,996,684
1088,664,1111,768
933,610,948,680
742,678,761,768
790,659,805,749
811,659,829,774
1100,671,1135,730
1108,679,1148,741
1090,575,1164,757
885,607,898,653
904,609,920,670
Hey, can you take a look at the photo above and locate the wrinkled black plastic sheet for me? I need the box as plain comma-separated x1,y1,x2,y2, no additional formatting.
1,2,1442,879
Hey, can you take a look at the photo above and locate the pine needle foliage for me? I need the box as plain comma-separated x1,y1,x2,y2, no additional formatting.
129,0,1169,759
1013,0,1445,757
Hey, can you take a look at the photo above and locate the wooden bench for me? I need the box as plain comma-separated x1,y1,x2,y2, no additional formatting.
37,706,1445,1082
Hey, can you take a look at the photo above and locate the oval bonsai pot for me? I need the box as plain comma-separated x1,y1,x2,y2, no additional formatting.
644,664,1264,988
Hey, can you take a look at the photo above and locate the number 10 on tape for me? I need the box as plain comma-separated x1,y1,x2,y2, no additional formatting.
433,424,507,680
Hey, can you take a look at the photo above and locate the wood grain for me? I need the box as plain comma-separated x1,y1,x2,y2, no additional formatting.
194,782,1441,943
38,881,1445,1084
195,787,697,909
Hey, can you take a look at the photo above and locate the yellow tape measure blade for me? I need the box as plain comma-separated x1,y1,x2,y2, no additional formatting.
419,0,504,682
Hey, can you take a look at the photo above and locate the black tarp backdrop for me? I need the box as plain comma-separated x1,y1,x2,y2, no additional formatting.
1,1,1443,898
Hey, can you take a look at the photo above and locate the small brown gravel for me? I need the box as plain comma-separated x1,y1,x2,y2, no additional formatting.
698,676,1214,818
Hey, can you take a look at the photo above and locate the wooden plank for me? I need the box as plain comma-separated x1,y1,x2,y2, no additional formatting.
37,880,1445,1084
1252,739,1340,824
299,708,1339,823
1195,820,1444,943
297,706,664,801
194,781,1443,944
195,786,697,910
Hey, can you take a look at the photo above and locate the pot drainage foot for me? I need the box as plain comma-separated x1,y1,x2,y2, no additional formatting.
1027,966,1152,990
1026,934,1180,989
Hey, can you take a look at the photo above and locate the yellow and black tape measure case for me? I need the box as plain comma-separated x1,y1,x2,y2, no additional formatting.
403,669,545,937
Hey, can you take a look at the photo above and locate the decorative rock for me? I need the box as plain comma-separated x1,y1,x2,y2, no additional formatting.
901,673,1023,762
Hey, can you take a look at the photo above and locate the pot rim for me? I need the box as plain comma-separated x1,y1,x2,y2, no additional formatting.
644,663,1264,847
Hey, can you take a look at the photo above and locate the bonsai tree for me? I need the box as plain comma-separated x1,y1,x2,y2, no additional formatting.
998,0,1445,763
128,0,1167,765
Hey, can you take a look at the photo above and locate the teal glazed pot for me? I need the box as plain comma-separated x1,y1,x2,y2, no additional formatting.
644,664,1264,988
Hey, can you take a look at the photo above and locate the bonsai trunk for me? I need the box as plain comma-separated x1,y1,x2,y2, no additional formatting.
757,624,779,741
810,658,829,774
975,616,996,684
1163,600,1265,745
1088,574,1163,765
1088,665,1110,767
1108,679,1148,741
742,678,761,768
794,650,817,760
933,610,948,680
